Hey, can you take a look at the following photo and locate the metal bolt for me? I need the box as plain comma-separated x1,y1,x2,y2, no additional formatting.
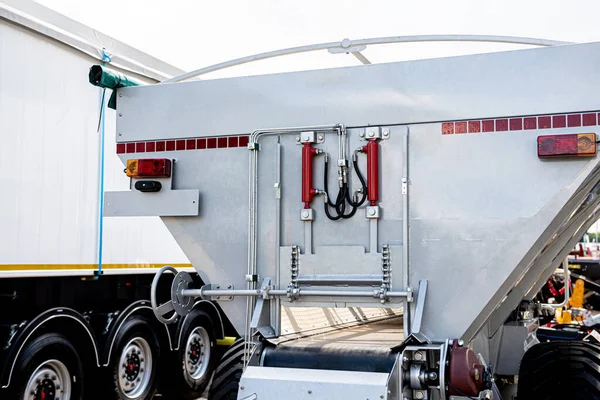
52,375,57,381
228,285,232,289
368,208,376,216
414,351,423,361
240,386,244,390
415,391,424,400
458,340,464,346
296,137,300,142
216,296,220,300
140,368,144,373
402,356,409,363
318,135,324,141
137,378,141,382
380,396,384,399
119,93,123,97
308,390,312,394
302,211,309,218
119,113,122,117
429,372,438,380
126,382,130,386
368,131,375,137
383,129,390,137
229,296,234,300
140,358,144,362
360,131,365,138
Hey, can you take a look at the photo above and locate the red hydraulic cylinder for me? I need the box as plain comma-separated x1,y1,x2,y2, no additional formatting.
363,140,379,206
302,143,318,208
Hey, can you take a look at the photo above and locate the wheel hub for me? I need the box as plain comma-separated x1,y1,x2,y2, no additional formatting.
184,327,210,380
118,337,153,398
25,360,71,400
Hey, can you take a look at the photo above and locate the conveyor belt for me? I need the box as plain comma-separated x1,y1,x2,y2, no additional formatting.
262,317,403,373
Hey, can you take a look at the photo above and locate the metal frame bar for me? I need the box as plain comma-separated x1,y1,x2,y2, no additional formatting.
162,35,572,83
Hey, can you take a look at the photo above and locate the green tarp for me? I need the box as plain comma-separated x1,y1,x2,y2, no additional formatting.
88,65,141,109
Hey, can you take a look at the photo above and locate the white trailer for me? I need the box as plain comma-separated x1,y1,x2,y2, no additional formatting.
101,33,600,400
0,1,233,399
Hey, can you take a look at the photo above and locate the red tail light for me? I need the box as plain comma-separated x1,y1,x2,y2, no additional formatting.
126,158,172,178
537,134,597,158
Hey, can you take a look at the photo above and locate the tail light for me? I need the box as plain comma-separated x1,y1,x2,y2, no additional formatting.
126,158,171,178
537,134,597,158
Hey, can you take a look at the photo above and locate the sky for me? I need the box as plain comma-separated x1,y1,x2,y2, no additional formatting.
35,0,600,80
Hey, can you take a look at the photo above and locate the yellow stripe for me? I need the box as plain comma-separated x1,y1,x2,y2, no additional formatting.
0,263,193,271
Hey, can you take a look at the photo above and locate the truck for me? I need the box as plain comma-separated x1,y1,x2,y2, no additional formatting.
99,33,600,400
0,1,234,399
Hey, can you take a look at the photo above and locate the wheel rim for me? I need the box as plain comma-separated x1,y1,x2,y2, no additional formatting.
117,337,153,398
184,327,211,380
24,359,72,400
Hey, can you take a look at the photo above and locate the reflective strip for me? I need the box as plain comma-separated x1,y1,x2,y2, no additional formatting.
0,263,192,271
442,112,599,134
117,135,250,154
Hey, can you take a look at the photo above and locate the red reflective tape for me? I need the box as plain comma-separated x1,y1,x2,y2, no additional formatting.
176,140,186,150
509,118,522,131
441,111,600,135
228,136,239,147
126,143,135,153
197,138,207,149
207,138,217,149
538,116,551,129
218,137,228,148
568,114,582,127
156,141,165,152
468,121,481,133
136,142,145,153
116,143,126,154
442,122,454,134
166,140,175,151
496,119,508,131
583,113,597,126
186,139,196,150
482,120,494,132
146,142,156,152
239,135,249,147
524,117,536,130
553,115,566,128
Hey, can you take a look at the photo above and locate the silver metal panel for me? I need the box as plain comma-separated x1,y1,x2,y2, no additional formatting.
238,366,390,400
118,42,600,142
104,189,200,216
112,41,600,344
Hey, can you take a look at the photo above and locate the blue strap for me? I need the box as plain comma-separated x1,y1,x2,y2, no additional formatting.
95,49,110,278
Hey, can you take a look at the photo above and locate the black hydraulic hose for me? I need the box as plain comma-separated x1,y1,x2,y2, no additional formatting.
323,152,367,220
324,157,344,220
346,158,367,208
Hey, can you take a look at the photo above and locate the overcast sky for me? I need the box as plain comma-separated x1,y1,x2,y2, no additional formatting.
35,0,600,79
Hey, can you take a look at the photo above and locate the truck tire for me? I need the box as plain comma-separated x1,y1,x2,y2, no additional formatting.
208,338,249,400
8,332,84,400
109,317,160,400
161,310,217,399
517,341,600,399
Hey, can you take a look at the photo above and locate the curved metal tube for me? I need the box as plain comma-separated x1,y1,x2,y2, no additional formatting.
162,35,573,83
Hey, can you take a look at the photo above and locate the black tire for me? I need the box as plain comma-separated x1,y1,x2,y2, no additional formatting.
161,310,218,400
518,341,600,400
208,338,251,400
8,333,84,400
109,317,160,400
